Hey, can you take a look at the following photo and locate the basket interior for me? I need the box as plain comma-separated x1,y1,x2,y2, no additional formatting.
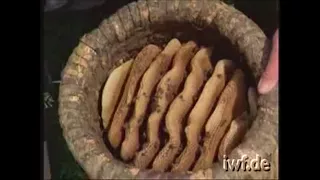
96,21,256,171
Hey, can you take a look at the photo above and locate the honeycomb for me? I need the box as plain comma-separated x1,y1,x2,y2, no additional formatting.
101,38,251,173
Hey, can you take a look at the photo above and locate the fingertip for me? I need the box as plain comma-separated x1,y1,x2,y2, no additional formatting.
258,29,279,94
258,78,277,94
274,29,279,39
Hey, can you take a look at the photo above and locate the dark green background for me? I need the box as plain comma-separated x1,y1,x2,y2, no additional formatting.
43,0,278,179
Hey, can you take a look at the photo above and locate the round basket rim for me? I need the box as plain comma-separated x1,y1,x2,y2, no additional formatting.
58,0,278,179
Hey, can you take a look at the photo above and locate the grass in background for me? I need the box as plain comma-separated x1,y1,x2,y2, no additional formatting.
44,7,106,180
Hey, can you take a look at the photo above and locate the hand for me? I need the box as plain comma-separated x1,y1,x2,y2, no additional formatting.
258,29,279,94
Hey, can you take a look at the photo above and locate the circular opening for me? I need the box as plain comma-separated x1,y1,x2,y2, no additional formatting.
98,22,256,173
